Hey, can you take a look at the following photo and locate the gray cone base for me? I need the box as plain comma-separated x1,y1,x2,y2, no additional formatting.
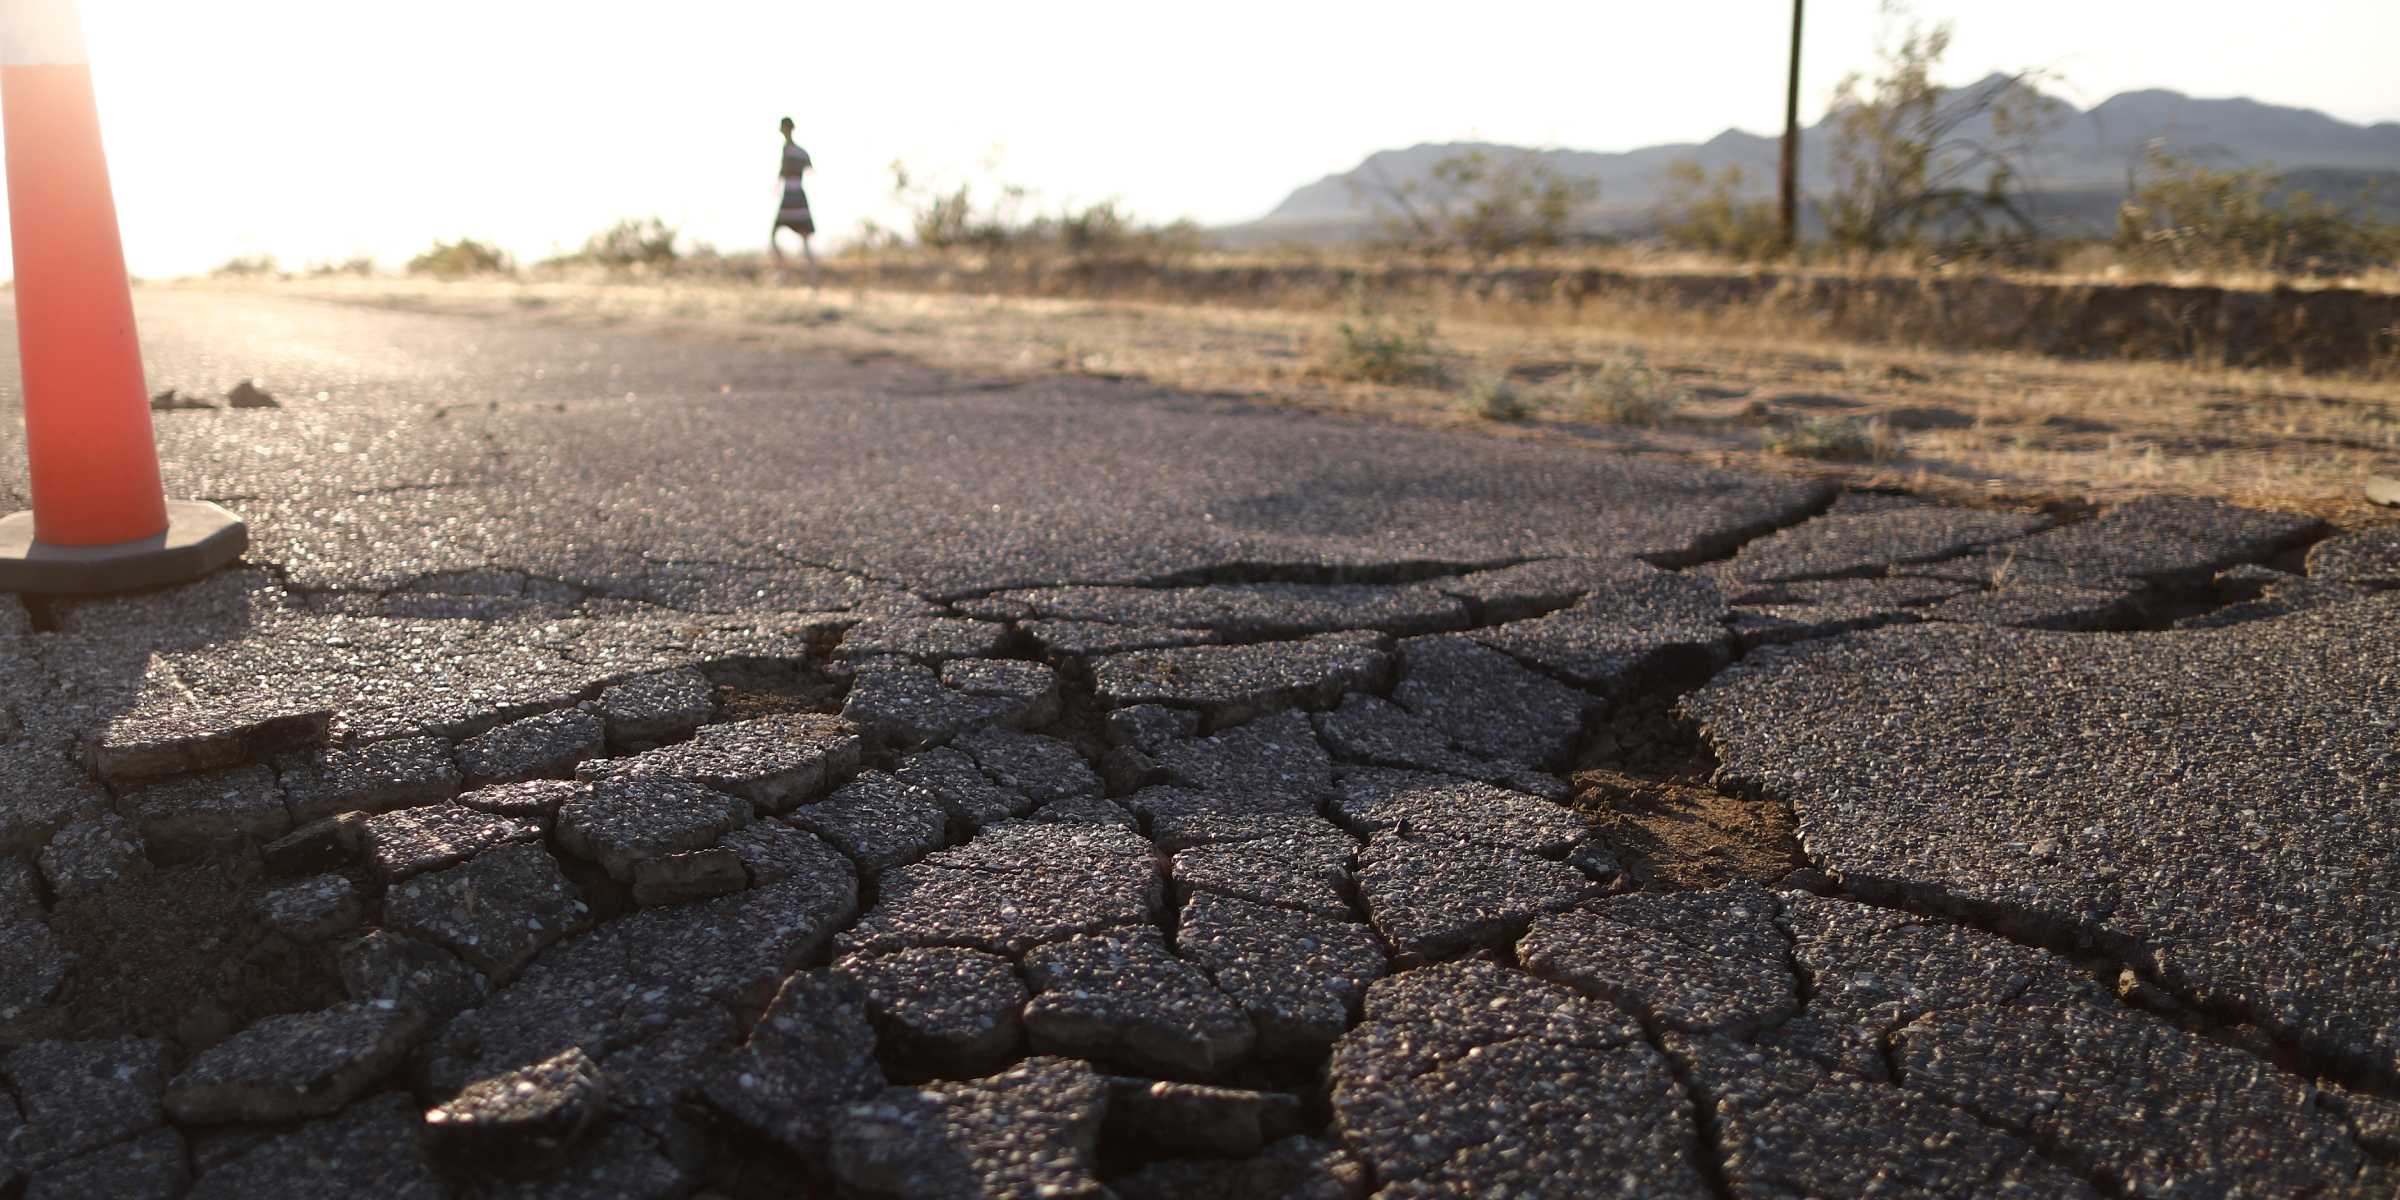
0,501,249,595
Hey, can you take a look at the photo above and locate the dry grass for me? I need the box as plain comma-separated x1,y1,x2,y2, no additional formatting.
179,272,2400,527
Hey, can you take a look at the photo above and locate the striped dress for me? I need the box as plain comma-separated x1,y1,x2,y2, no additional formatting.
777,143,813,234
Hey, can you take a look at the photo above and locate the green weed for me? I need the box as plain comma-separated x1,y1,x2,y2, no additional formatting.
1321,291,1442,386
1568,361,1686,426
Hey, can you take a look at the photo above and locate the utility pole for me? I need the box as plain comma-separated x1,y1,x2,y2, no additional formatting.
1778,0,1804,256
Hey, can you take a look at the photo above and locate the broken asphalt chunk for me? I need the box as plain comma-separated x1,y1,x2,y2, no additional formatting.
1673,1031,2101,1200
1023,926,1255,1079
700,969,885,1164
787,771,952,877
939,658,1062,727
841,663,1026,752
950,726,1099,803
1327,959,1708,1197
22,1126,189,1200
714,818,852,887
836,616,1010,664
255,873,363,944
596,667,714,751
1699,496,2050,586
1090,631,1394,730
118,763,291,864
364,800,545,883
1391,634,1599,771
457,709,606,786
2307,524,2400,585
0,918,70,1022
2,1037,172,1170
338,929,488,1021
261,810,370,875
164,1000,427,1123
274,734,460,821
185,1092,445,1200
1470,563,1732,698
1176,892,1386,1060
384,842,591,980
424,1045,608,1176
630,846,748,906
577,712,860,814
81,703,330,784
838,821,1159,958
893,745,1034,829
839,946,1029,1078
1104,1076,1296,1159
827,1057,1109,1200
1518,883,1797,1038
1153,710,1333,800
1355,833,1598,964
37,812,151,898
555,776,751,882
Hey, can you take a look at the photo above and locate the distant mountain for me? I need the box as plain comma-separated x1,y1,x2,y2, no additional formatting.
1233,86,2400,243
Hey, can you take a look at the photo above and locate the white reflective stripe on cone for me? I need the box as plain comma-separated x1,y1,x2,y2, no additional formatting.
0,0,88,66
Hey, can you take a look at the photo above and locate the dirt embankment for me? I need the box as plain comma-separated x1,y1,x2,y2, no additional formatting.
820,259,2400,377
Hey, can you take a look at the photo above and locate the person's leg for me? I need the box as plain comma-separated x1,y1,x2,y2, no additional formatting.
767,225,791,285
802,232,819,290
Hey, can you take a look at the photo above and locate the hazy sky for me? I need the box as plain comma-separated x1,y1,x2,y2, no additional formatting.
4,0,2395,277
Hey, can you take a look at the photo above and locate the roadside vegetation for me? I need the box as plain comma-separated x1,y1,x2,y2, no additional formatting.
176,14,2400,523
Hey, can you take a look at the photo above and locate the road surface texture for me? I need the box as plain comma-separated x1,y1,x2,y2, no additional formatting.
0,290,2393,1198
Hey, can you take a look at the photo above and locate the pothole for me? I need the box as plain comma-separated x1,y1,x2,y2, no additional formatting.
42,856,351,1050
1568,693,1806,892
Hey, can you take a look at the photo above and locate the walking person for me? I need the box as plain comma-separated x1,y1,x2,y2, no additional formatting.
770,117,818,288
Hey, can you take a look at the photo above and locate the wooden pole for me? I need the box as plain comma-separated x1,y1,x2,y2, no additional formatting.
1778,0,1804,255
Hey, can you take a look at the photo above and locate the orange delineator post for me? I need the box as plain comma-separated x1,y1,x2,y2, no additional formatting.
0,0,245,594
4,59,167,545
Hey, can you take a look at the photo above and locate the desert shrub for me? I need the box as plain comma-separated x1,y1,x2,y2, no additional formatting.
1321,290,1442,386
877,162,1198,257
304,253,376,277
577,215,681,267
1761,414,1899,461
407,238,510,277
1654,161,1780,261
1816,20,2060,259
1453,371,1535,421
1351,148,1598,259
2115,147,2400,274
1568,362,1687,426
211,251,279,277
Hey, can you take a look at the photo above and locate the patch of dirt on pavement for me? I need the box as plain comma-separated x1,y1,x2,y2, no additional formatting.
44,856,349,1051
1571,694,1807,891
705,658,850,721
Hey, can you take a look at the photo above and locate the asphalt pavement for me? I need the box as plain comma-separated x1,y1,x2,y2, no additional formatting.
0,289,2391,1198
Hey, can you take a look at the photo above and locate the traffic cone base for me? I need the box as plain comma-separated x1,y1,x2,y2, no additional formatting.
1,0,252,593
0,500,246,594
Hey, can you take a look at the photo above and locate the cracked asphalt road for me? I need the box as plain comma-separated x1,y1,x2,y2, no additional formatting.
4,291,1826,599
0,289,2393,1198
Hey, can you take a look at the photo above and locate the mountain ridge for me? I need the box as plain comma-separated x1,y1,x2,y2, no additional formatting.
1264,86,2400,220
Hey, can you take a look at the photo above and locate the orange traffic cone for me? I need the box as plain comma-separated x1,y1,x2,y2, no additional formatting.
0,0,244,593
